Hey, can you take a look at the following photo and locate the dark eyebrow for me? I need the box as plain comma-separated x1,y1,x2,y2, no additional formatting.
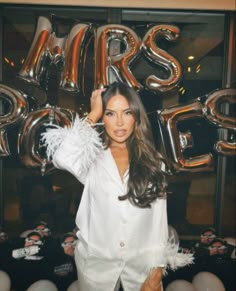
104,107,131,112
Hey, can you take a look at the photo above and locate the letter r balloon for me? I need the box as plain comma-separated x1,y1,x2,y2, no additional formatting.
0,84,29,156
17,105,75,174
94,24,142,90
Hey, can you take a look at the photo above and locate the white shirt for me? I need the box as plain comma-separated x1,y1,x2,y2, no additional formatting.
76,148,168,263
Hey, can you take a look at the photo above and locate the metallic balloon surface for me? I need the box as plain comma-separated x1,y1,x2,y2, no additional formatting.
0,83,29,156
204,88,236,156
141,25,182,92
17,105,75,174
60,23,92,95
158,101,214,172
94,24,141,90
179,130,194,150
0,129,10,157
18,16,52,85
1,15,235,177
215,140,236,156
204,88,236,129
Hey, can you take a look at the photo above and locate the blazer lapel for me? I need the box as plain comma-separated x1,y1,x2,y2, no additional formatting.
100,148,128,190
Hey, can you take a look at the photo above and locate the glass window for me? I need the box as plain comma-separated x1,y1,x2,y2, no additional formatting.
0,6,234,238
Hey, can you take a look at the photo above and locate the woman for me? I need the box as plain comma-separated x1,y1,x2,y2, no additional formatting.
42,82,193,291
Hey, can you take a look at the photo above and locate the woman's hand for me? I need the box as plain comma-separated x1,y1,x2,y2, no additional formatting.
140,267,163,291
87,88,105,124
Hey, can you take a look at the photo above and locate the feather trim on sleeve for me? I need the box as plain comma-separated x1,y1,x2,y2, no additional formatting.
145,233,194,277
162,236,194,274
41,115,103,176
146,234,194,276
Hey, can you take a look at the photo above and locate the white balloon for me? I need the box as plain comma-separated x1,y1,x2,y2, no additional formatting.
192,272,225,291
168,224,179,245
0,270,11,291
26,280,58,291
67,280,79,291
165,280,196,291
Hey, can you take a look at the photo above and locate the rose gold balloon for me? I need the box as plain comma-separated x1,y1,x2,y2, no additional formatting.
215,140,236,156
18,16,52,85
60,23,92,95
204,88,236,129
204,88,236,156
94,24,141,90
17,105,75,174
141,25,182,92
159,101,214,172
179,130,194,150
47,34,66,64
0,83,29,156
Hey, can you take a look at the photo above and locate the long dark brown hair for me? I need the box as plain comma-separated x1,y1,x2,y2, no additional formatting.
102,82,167,208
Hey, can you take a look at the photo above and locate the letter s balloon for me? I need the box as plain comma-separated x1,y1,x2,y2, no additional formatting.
141,24,182,92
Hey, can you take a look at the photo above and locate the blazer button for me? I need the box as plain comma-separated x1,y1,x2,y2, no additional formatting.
120,242,125,247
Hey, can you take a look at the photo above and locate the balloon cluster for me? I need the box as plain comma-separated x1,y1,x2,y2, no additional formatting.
165,272,226,291
0,15,235,175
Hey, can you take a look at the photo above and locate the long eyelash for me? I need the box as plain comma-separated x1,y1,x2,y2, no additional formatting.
105,111,113,116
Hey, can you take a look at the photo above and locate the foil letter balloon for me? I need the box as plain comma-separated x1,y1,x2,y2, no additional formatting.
204,88,236,156
0,84,29,156
158,101,214,172
141,25,182,92
18,16,52,85
46,33,66,66
215,140,236,156
94,24,142,90
60,23,92,95
17,105,75,174
204,88,236,129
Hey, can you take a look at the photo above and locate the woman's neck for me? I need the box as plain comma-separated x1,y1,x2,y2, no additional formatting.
109,141,127,150
110,145,129,180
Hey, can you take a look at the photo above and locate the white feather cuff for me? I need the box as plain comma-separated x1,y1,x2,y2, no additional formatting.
162,240,194,273
41,115,103,178
144,235,194,275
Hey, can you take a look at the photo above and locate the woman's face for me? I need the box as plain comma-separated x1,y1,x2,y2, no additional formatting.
102,94,135,146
